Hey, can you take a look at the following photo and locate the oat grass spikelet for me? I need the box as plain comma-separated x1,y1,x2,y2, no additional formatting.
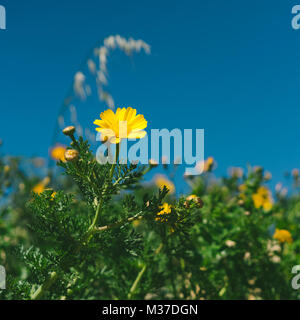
94,107,147,144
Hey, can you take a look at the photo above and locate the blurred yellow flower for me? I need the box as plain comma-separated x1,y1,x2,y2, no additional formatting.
204,157,214,172
33,183,45,195
4,165,10,174
154,174,175,194
50,144,67,162
156,203,172,222
273,229,293,244
32,177,50,195
239,184,246,192
132,220,141,228
252,186,273,211
94,107,147,144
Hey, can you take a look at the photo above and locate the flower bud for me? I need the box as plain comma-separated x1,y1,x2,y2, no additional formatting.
64,149,79,162
264,171,272,181
292,169,299,179
3,165,10,174
62,126,76,137
238,199,244,206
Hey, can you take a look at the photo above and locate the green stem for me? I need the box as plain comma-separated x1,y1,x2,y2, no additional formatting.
87,199,104,235
127,243,163,299
31,272,58,300
31,141,121,300
109,142,120,181
96,212,142,232
128,264,147,300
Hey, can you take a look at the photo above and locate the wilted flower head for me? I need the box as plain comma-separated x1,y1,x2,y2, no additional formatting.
264,171,272,181
244,252,251,261
94,107,147,144
229,167,244,178
275,183,282,192
32,157,45,168
64,149,79,162
225,240,236,248
186,195,204,208
62,126,76,137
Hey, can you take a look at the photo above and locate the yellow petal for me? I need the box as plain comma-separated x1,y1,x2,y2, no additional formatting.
128,130,147,139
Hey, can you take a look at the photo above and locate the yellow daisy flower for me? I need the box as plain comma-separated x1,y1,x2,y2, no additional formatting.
273,229,293,244
204,157,214,172
154,174,175,194
156,203,172,222
50,144,67,162
94,107,147,144
32,183,45,195
32,177,50,195
252,186,273,212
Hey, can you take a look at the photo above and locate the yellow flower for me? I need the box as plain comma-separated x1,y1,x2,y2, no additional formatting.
33,183,45,195
3,165,10,174
239,184,246,192
32,177,50,195
50,144,67,162
156,203,172,222
273,229,293,244
252,186,273,211
204,157,214,172
94,107,147,144
154,174,175,194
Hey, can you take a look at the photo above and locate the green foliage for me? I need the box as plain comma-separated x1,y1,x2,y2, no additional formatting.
0,135,299,300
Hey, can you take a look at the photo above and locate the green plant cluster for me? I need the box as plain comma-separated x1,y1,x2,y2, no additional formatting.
0,133,299,300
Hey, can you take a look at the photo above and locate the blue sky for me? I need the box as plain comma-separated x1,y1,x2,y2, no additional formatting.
0,0,300,191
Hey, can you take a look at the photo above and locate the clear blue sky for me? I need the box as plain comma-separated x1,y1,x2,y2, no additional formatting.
0,0,300,190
